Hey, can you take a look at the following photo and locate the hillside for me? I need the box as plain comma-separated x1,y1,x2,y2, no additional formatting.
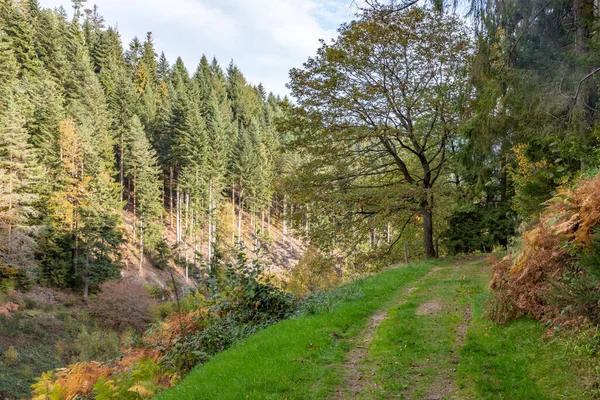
0,208,305,400
156,255,595,399
119,206,306,289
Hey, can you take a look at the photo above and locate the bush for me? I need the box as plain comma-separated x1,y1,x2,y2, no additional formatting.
161,247,296,373
489,172,600,325
296,284,365,316
144,284,166,299
0,264,31,292
287,247,340,296
89,280,157,333
74,327,120,362
3,345,18,365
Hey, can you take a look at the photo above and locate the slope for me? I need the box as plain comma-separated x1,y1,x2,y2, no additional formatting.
156,255,593,399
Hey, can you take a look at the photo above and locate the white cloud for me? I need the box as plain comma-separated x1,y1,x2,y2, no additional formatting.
38,0,356,96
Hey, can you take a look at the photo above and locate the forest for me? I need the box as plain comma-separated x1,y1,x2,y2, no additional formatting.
2,0,600,398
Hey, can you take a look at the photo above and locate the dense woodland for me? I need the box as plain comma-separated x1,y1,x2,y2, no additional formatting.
0,0,302,296
2,0,600,294
3,0,600,398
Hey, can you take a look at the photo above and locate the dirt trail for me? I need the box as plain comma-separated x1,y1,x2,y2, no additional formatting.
421,304,472,400
420,264,473,400
332,267,441,399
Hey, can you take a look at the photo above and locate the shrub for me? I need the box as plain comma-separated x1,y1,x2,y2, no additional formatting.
489,172,600,325
74,327,120,362
3,345,18,365
89,280,157,333
287,247,341,296
161,247,296,373
0,264,31,292
144,284,166,299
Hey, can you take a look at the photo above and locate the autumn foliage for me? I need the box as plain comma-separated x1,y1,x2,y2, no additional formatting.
32,252,295,399
88,280,157,333
489,172,600,326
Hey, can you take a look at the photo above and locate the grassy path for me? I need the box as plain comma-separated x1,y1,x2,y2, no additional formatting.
156,261,435,399
356,257,590,399
156,256,592,399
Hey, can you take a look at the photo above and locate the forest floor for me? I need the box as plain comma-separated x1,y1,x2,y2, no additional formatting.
156,254,596,400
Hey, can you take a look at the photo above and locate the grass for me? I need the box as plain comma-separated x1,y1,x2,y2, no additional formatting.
155,261,436,400
157,255,594,399
357,257,590,399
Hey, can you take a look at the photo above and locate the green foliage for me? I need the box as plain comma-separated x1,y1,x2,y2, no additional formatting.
3,345,18,365
162,246,295,374
287,247,340,296
155,260,434,399
73,327,120,362
93,358,162,400
0,263,32,291
288,6,472,259
442,204,515,255
548,230,600,324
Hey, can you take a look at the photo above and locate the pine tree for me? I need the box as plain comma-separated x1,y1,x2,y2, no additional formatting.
0,0,41,77
0,91,42,276
142,32,158,87
127,116,161,271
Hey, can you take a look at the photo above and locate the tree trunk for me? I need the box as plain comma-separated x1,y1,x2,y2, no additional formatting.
238,193,242,245
289,205,293,252
283,195,287,241
387,223,391,243
176,179,180,244
185,192,189,265
420,198,435,258
139,217,144,272
83,253,89,298
305,205,309,246
169,167,174,226
207,180,212,262
232,187,236,244
120,133,124,201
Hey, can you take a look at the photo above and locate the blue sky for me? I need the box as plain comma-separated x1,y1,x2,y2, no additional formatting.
39,0,359,96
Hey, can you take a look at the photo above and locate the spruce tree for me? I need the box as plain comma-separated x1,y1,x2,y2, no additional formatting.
127,116,161,271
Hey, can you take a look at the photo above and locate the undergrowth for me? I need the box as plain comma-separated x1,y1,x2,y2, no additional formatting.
30,245,296,399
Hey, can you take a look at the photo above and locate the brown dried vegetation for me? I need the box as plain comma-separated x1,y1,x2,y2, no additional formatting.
489,173,600,325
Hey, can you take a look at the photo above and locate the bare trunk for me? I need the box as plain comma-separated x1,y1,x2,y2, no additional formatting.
83,253,89,298
289,205,294,252
132,172,137,243
283,195,287,240
139,218,144,271
207,180,212,262
184,192,189,265
232,187,236,244
305,204,309,246
176,179,181,244
238,193,242,245
387,223,391,243
421,197,435,259
169,167,173,226
119,133,124,201
7,163,12,245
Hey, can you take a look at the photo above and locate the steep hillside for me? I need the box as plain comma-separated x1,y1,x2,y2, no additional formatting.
118,205,306,289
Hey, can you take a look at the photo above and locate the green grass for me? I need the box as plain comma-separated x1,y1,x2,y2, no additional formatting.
157,255,594,400
359,258,590,399
155,261,436,400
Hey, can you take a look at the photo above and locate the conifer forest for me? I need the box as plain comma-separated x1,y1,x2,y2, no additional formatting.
2,0,600,398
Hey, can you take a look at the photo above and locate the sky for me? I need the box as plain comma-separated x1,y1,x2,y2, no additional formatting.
38,0,359,97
